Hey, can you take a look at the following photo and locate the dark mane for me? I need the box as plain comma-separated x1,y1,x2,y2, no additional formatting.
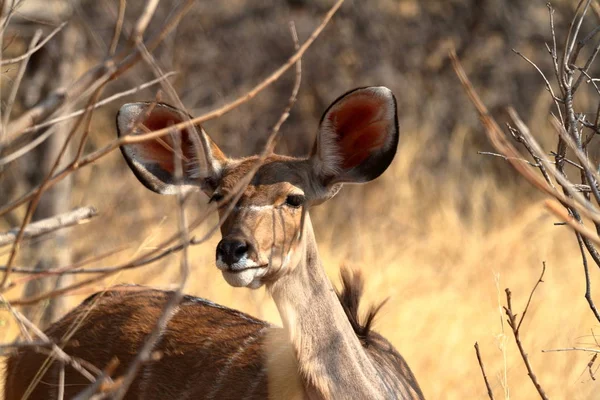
336,267,388,347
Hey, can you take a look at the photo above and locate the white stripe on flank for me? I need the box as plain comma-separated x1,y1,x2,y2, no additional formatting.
205,326,268,399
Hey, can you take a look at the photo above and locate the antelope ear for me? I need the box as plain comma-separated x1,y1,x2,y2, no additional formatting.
309,87,399,199
116,102,226,195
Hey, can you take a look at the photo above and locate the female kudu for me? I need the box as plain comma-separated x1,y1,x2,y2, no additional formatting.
5,87,424,399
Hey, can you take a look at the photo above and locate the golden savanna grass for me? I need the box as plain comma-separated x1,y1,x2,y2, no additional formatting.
2,1,600,399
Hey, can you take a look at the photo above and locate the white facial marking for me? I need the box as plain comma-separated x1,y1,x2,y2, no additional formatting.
222,267,266,288
216,254,258,271
234,205,275,212
217,254,266,288
284,252,292,266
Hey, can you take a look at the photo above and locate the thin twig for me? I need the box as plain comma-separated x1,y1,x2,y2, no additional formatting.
58,361,65,400
110,25,190,399
0,22,66,65
2,30,42,132
549,151,583,170
504,279,549,399
547,3,564,96
109,0,126,56
507,123,556,189
576,232,600,323
478,151,539,167
588,354,598,380
512,48,564,123
517,262,546,333
131,0,160,45
542,346,600,354
0,71,177,165
72,358,120,400
474,342,495,400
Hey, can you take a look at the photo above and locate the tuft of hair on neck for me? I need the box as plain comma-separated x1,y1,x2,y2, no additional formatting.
336,266,388,347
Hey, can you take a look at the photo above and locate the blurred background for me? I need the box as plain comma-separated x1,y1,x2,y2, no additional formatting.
1,0,600,398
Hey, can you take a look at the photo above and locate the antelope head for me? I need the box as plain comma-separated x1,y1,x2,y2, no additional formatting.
116,87,399,289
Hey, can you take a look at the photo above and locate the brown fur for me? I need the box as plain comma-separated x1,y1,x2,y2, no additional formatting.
4,271,423,399
5,287,270,400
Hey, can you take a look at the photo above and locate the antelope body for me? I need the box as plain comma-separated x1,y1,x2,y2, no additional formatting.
5,87,424,399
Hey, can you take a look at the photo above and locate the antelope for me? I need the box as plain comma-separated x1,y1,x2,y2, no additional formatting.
5,87,424,399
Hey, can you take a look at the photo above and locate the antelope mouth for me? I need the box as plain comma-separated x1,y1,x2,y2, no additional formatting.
215,256,265,272
215,255,268,288
226,264,267,273
220,264,268,288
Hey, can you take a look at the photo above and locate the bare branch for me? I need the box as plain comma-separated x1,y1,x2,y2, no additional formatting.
2,29,42,133
108,0,126,56
575,232,600,323
0,206,97,247
512,48,564,123
113,0,342,148
478,151,539,166
0,71,178,165
542,346,600,354
474,342,495,400
131,0,160,45
517,262,546,333
545,200,600,246
451,51,600,225
504,279,549,399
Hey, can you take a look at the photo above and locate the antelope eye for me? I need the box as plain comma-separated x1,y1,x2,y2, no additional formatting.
209,192,224,204
285,194,305,208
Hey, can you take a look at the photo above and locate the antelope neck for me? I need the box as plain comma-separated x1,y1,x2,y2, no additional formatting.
267,214,389,399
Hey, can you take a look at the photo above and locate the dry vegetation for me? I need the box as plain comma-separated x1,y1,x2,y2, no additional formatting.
2,0,600,398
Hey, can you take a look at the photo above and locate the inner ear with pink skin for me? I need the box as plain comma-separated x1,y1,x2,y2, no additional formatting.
116,102,226,195
310,86,399,192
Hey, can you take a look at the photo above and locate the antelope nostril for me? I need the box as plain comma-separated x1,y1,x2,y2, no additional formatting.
234,243,248,258
216,238,249,265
